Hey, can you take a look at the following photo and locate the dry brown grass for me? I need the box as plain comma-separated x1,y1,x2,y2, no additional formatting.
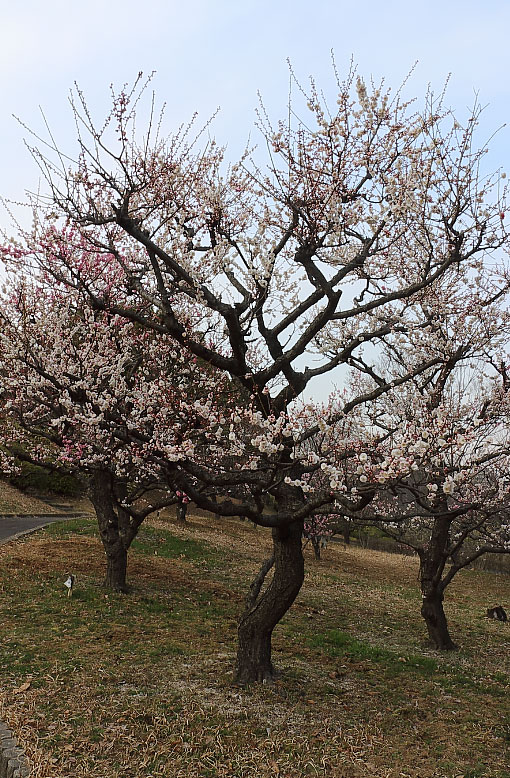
0,513,508,778
0,480,65,515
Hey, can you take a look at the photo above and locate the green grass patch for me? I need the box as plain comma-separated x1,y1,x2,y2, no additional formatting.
309,628,438,676
131,524,218,563
45,518,222,567
44,518,97,537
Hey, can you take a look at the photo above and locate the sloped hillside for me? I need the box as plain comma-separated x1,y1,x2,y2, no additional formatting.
0,480,63,515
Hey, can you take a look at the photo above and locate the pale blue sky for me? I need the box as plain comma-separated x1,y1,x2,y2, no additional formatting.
1,0,510,232
1,0,509,400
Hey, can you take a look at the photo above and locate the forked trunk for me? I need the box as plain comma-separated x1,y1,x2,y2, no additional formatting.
420,590,457,651
236,520,304,684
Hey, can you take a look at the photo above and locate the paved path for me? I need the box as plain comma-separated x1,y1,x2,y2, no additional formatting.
0,514,91,544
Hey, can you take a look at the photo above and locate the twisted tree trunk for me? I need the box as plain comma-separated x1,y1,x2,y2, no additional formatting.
235,519,304,683
420,588,457,650
418,510,457,651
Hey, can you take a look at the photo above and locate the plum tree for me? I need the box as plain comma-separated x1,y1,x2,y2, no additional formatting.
348,275,510,649
0,279,227,590
2,66,509,680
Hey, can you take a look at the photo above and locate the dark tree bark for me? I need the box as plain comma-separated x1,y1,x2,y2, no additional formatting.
420,589,457,650
210,493,221,519
418,509,458,651
176,500,188,523
88,469,136,593
311,536,322,560
235,519,305,683
104,537,128,591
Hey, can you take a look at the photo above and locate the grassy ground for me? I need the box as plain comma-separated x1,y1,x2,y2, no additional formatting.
0,512,508,778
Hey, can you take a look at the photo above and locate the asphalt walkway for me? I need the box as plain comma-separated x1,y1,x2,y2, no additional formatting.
0,514,90,544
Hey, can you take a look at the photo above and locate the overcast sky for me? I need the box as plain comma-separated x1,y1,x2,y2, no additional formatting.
2,0,510,232
1,1,509,398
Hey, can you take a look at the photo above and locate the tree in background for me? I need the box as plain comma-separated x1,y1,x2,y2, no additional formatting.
2,66,509,681
349,272,510,649
0,277,230,591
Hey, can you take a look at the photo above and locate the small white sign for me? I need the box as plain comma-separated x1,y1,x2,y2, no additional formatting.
64,575,75,591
